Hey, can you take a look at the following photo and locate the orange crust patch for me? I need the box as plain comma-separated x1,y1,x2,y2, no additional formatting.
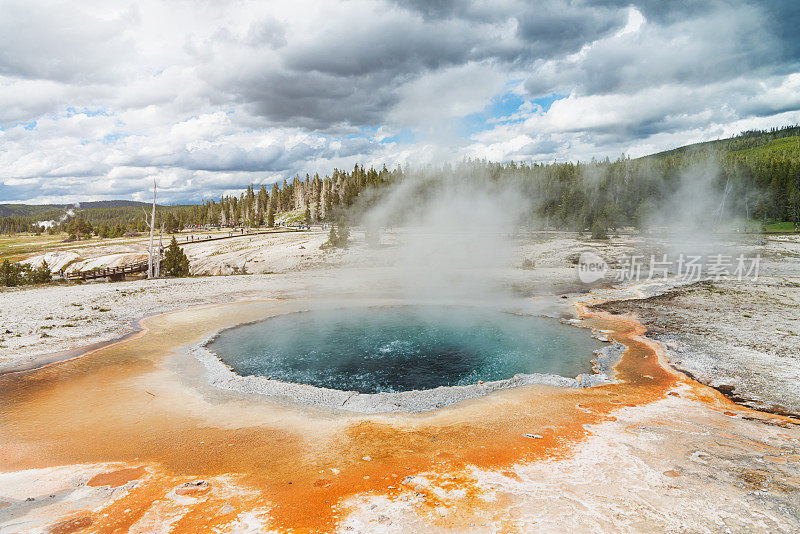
1,299,789,532
87,466,147,488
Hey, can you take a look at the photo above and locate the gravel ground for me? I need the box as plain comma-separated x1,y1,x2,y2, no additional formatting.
0,274,296,372
597,277,800,415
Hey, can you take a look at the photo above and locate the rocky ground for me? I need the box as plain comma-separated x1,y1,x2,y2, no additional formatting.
597,277,800,416
19,228,335,276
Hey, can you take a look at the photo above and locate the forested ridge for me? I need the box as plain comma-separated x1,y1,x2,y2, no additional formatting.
2,125,799,236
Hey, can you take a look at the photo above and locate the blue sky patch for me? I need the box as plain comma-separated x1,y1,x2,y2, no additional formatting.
459,92,567,138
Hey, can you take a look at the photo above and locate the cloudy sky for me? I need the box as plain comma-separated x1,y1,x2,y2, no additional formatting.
1,0,799,204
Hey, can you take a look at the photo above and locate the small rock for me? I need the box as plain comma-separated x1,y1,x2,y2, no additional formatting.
378,515,391,524
362,456,371,461
175,480,210,495
220,504,235,514
523,433,544,439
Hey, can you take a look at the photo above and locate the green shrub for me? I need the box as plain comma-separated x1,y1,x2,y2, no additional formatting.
0,259,51,286
591,219,608,240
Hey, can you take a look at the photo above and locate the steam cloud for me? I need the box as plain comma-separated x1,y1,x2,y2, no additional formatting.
336,168,536,305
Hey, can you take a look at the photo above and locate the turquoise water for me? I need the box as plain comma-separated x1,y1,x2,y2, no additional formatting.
207,306,601,394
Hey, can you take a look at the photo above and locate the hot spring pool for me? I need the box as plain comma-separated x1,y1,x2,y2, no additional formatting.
206,306,602,394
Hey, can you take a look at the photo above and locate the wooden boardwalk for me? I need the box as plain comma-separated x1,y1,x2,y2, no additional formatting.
66,260,149,282
64,226,316,282
178,226,313,246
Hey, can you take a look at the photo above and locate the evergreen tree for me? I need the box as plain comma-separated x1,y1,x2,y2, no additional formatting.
591,218,608,240
162,236,190,277
0,260,22,286
324,224,349,248
163,212,180,233
337,223,350,246
33,260,52,283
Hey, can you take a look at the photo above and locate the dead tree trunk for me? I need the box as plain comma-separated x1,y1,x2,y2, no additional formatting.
147,179,157,278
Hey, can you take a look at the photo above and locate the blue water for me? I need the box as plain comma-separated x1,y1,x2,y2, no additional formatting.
207,306,600,394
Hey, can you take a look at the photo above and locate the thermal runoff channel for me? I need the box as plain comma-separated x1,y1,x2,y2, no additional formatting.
206,306,602,393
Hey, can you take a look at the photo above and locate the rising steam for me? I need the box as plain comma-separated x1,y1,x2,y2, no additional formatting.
333,167,535,304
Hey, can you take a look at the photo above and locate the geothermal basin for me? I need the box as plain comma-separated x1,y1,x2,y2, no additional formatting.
5,295,797,532
200,304,612,412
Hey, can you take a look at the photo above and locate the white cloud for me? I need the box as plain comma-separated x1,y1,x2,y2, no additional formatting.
0,0,798,203
389,62,506,130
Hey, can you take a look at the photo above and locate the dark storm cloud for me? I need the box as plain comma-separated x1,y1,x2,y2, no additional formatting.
207,0,634,130
282,18,480,77
513,3,622,57
524,0,800,97
391,0,464,20
393,0,625,56
225,0,800,131
761,0,800,66
232,69,401,130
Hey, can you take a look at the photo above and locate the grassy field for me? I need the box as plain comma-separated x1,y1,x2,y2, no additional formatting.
734,220,800,233
0,235,76,262
764,221,800,232
0,232,166,262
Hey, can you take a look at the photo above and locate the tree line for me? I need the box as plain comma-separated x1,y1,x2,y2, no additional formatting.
1,125,798,237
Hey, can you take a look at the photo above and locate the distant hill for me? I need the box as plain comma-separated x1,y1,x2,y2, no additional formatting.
0,200,154,218
642,124,800,161
76,200,151,209
0,201,191,234
0,204,60,218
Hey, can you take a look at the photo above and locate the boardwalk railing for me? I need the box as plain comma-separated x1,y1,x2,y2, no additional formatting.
66,260,149,282
65,226,317,282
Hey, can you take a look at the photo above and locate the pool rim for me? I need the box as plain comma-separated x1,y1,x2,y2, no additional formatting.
194,303,624,413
